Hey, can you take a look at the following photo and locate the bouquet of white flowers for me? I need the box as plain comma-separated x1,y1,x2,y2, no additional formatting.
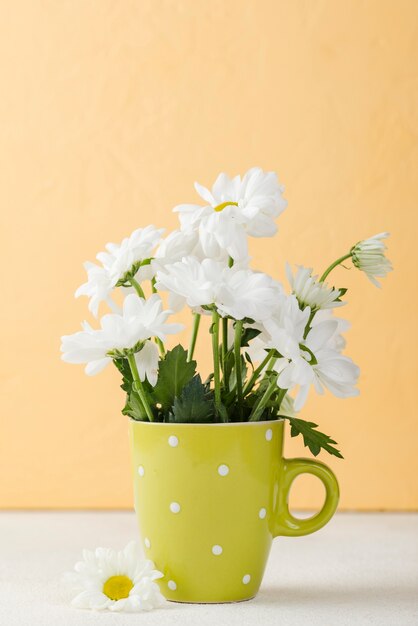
61,167,392,458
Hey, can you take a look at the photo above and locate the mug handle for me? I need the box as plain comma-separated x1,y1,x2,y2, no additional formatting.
274,457,340,537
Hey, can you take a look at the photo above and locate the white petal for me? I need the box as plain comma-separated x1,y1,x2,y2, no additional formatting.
135,341,159,386
85,358,111,376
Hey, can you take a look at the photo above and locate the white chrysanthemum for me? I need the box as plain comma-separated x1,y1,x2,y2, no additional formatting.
237,295,306,367
215,267,281,321
286,263,344,310
65,541,164,612
351,232,392,287
174,167,287,261
155,257,219,310
155,257,281,321
60,293,182,379
272,319,359,410
75,262,120,318
265,293,311,344
152,229,210,273
98,225,164,285
76,226,164,317
247,294,358,409
311,309,350,351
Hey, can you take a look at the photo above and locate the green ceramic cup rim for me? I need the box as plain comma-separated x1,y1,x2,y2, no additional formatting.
128,417,284,427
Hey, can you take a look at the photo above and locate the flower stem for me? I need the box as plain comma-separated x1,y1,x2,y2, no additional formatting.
222,316,229,385
249,375,281,422
303,309,316,340
243,349,274,396
127,352,154,422
129,277,145,299
188,312,201,361
211,311,222,415
234,320,244,420
154,337,165,357
148,279,165,356
319,253,352,283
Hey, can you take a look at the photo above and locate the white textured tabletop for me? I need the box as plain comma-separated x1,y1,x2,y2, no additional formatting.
0,512,417,625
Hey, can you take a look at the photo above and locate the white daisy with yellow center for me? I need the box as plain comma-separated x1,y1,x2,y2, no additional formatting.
65,541,164,612
173,166,287,262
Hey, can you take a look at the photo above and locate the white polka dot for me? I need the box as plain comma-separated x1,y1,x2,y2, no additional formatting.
212,545,223,556
168,435,178,447
259,507,267,519
138,465,145,477
144,537,151,549
218,464,229,476
168,580,177,591
170,502,181,513
242,574,251,585
265,428,273,441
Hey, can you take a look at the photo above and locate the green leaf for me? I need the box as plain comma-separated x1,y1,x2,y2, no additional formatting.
284,416,343,459
228,356,247,392
122,391,148,420
244,351,254,370
113,357,154,421
153,344,196,410
169,375,215,423
240,327,261,347
221,349,235,393
333,286,348,303
113,357,133,393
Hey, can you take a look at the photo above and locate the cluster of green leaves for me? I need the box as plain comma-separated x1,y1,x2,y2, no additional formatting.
115,345,215,423
115,342,343,458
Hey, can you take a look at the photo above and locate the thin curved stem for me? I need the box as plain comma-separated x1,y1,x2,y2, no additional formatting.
319,253,352,283
303,309,316,340
188,313,201,361
243,349,274,396
249,376,283,422
127,352,154,422
129,277,145,299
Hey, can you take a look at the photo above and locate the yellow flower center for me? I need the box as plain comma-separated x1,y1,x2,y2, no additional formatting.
213,201,238,212
103,575,134,600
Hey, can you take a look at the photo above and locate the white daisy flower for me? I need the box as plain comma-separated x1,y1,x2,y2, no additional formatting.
173,167,287,261
286,263,345,311
311,309,350,351
351,232,392,287
75,261,119,318
151,229,214,273
97,225,164,286
248,294,358,410
155,257,281,321
65,541,164,612
155,257,219,311
215,267,281,321
75,226,164,317
60,293,182,379
272,319,359,410
231,294,303,370
265,293,311,344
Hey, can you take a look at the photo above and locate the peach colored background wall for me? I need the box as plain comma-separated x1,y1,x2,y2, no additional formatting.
0,0,417,510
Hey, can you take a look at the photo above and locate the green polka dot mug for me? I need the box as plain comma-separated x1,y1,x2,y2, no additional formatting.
129,418,339,603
